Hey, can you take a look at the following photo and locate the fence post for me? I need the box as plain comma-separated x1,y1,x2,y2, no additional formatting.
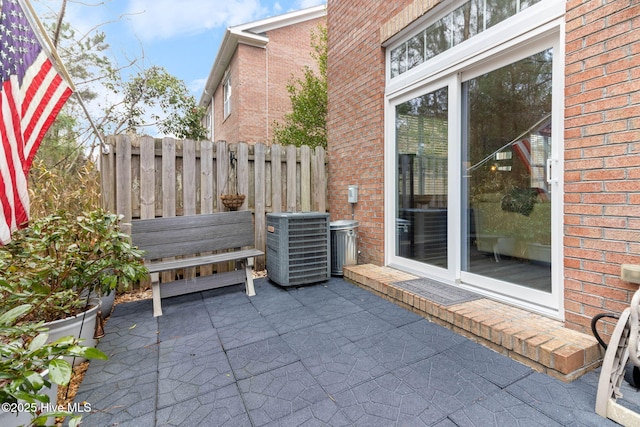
237,142,249,211
254,143,266,270
139,136,156,219
314,146,327,213
115,135,132,233
161,137,176,283
201,140,214,214
300,145,311,212
271,144,282,213
286,145,297,212
200,140,214,277
137,136,155,291
183,140,197,216
216,141,228,212
183,139,197,279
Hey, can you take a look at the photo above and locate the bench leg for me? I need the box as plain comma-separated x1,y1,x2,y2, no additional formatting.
151,272,163,317
244,259,256,297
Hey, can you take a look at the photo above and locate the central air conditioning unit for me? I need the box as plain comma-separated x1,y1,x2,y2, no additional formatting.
266,212,330,287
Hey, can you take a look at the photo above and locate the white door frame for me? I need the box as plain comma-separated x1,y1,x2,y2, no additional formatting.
384,1,565,318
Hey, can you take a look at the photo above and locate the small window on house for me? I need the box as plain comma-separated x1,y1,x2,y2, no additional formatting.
223,76,231,118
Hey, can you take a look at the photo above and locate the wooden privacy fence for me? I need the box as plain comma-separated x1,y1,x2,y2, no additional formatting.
100,135,329,271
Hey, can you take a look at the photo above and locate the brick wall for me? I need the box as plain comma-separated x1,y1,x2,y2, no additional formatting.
214,53,240,144
214,17,325,145
564,0,640,333
237,43,268,143
327,1,408,265
328,0,640,331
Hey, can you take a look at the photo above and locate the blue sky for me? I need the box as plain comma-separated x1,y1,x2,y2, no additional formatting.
34,0,325,97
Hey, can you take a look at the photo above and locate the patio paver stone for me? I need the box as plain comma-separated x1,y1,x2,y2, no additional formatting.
72,276,628,426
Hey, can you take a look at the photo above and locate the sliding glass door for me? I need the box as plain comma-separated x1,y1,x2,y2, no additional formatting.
396,87,449,269
388,40,561,315
462,49,553,293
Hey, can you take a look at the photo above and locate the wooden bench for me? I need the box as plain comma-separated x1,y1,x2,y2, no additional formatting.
131,211,263,316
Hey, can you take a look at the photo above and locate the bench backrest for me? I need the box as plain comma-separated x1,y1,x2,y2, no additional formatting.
131,211,255,260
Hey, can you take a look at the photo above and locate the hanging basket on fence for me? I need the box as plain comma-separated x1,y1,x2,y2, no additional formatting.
220,194,245,211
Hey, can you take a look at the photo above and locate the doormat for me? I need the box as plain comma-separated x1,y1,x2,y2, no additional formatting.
393,278,481,306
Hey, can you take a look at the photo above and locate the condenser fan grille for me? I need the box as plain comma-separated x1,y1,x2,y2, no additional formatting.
266,213,330,286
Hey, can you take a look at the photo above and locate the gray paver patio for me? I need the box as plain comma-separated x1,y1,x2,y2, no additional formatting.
73,276,631,426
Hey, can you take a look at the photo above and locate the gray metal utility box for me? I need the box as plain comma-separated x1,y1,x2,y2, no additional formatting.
266,212,330,287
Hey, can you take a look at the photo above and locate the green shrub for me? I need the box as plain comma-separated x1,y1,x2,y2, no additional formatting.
0,305,107,427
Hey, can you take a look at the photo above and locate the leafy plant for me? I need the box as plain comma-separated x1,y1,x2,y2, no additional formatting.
0,305,107,427
500,187,538,216
272,24,327,148
102,65,208,140
0,210,148,323
28,160,101,221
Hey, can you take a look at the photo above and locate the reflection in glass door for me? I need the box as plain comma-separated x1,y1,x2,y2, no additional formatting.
396,88,448,268
462,49,553,292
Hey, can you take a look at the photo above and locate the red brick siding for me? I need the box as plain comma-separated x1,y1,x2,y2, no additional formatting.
328,0,640,331
213,17,325,145
327,1,409,265
564,0,640,333
237,43,268,143
215,52,241,144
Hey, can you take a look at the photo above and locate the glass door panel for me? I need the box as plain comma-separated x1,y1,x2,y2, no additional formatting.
462,49,552,292
396,87,449,268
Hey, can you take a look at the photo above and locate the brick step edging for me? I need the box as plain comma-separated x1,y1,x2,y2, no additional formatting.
343,264,603,382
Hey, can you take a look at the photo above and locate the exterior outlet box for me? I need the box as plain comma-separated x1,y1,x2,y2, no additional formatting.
348,185,358,203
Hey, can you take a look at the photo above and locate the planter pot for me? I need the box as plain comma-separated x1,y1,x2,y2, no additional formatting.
79,289,115,319
44,305,99,366
99,290,116,319
220,194,245,210
0,370,58,427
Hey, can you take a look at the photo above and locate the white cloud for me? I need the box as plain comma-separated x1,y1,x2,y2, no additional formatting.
125,0,267,41
47,1,326,46
188,78,207,96
296,0,325,9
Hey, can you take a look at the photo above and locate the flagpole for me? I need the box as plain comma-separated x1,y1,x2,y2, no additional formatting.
21,0,106,152
466,113,551,172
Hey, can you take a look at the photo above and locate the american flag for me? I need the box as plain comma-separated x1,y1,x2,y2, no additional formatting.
0,0,72,244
